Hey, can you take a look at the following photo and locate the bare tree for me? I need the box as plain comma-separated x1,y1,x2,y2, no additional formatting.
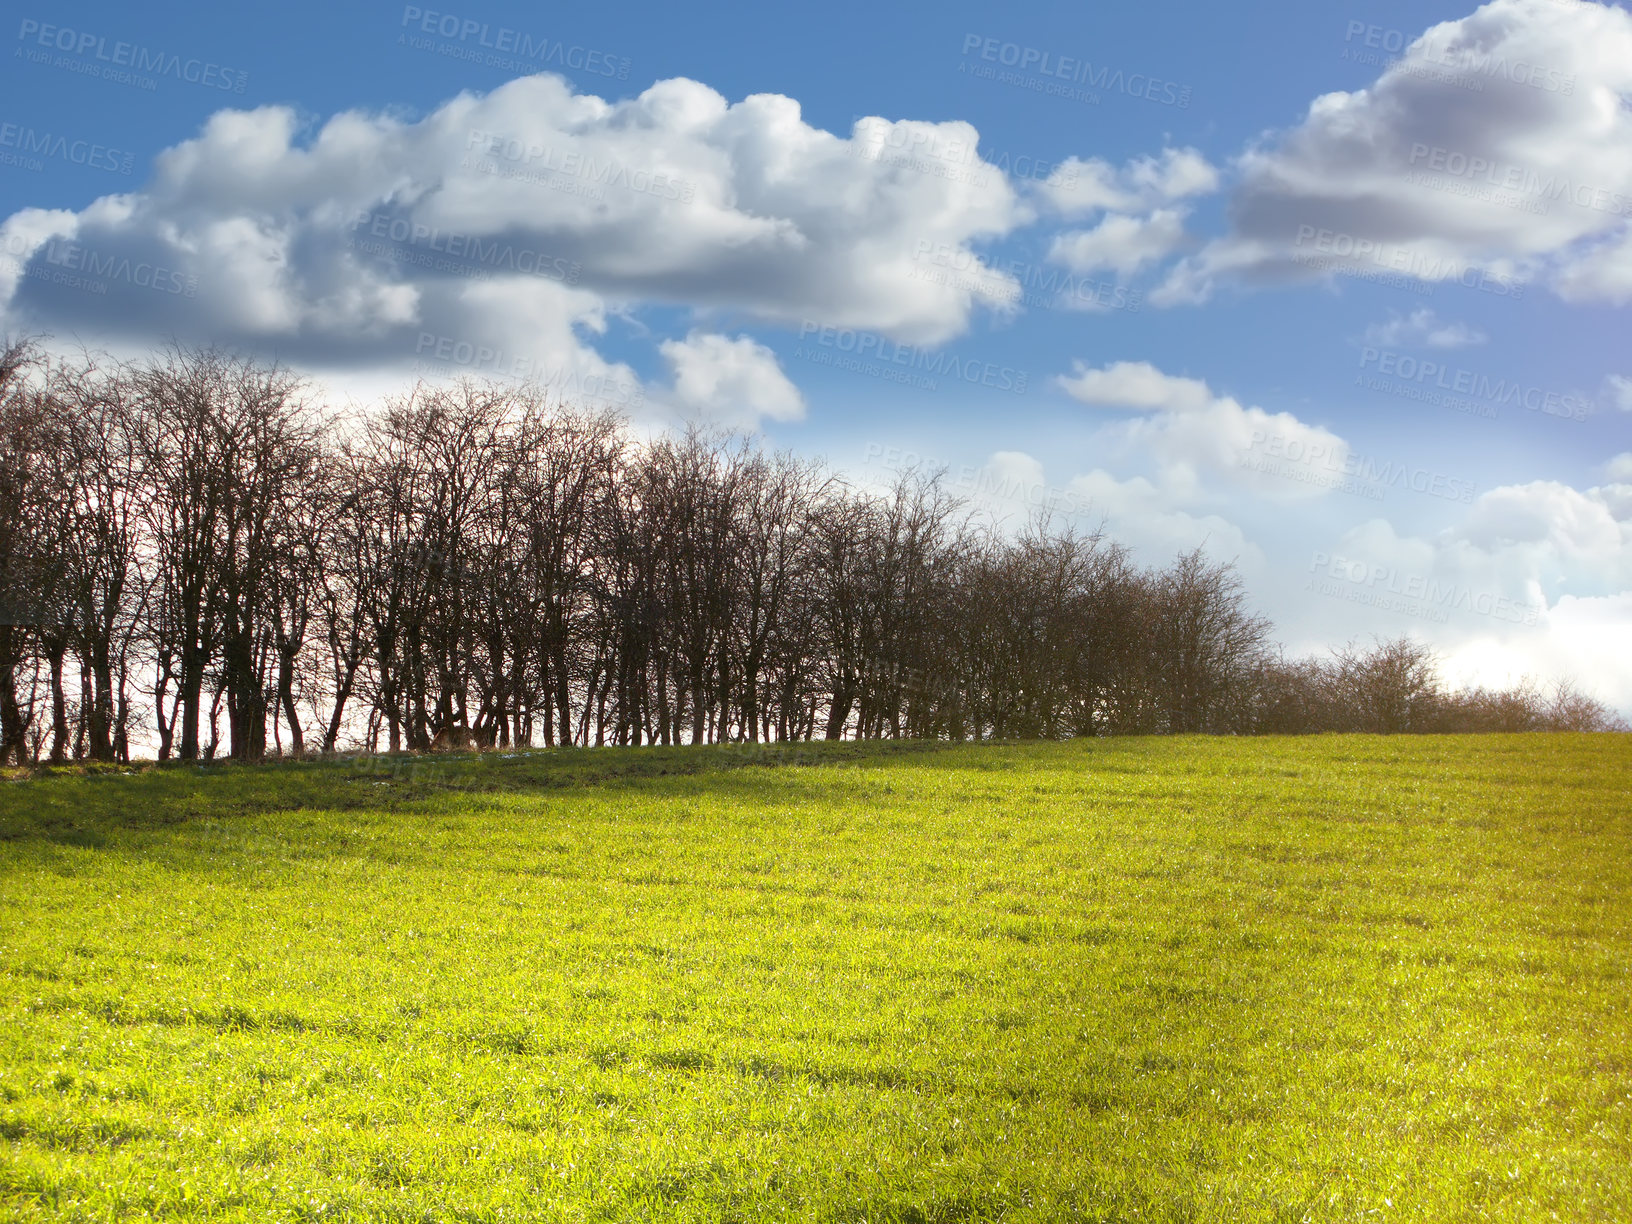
0,338,52,764
1328,637,1441,734
1146,549,1272,733
5,344,1617,763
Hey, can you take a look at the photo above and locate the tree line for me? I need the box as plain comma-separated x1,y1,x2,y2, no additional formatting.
0,341,1622,765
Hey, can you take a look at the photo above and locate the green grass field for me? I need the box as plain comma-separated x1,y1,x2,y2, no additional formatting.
2,735,1629,1222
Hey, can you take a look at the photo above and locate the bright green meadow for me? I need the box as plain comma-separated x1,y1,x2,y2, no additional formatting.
1,734,1629,1221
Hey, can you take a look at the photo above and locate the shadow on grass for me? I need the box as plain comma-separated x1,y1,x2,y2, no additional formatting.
0,738,964,850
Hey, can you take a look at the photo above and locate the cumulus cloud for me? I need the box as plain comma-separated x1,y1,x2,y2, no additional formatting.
1156,0,1632,304
1048,209,1189,277
0,73,1039,411
1055,360,1214,413
659,330,805,425
1037,147,1219,218
1064,467,1263,564
1362,308,1487,349
1309,477,1632,710
1057,360,1349,500
1454,480,1631,562
1330,481,1632,623
0,208,79,304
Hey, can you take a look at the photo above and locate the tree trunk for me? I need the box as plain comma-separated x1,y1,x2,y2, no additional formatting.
278,649,303,757
46,643,69,764
0,655,26,766
88,653,115,761
178,650,204,760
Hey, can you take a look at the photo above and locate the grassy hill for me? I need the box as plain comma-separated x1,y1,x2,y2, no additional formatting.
2,735,1629,1222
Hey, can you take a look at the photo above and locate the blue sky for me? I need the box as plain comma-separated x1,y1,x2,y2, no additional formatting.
3,0,1630,710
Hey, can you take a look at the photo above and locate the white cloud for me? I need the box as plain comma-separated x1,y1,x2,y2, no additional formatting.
1127,148,1220,204
1331,482,1632,625
1307,477,1632,711
0,73,1039,409
659,330,805,425
1607,374,1632,411
1048,209,1189,277
1056,360,1214,413
1063,467,1262,565
1037,147,1219,218
1433,592,1632,710
0,208,79,304
1553,210,1632,304
1454,480,1630,562
1362,308,1487,349
1606,453,1632,481
955,451,1081,526
1057,360,1350,501
1126,399,1348,500
1157,0,1632,303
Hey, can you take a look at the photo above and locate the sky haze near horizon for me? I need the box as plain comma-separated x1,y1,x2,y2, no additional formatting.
3,0,1630,713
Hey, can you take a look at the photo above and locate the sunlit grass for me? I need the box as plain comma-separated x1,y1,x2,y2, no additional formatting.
2,734,1629,1221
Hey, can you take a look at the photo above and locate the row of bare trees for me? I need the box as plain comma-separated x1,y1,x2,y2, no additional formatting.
1,342,1621,764
1250,637,1619,735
